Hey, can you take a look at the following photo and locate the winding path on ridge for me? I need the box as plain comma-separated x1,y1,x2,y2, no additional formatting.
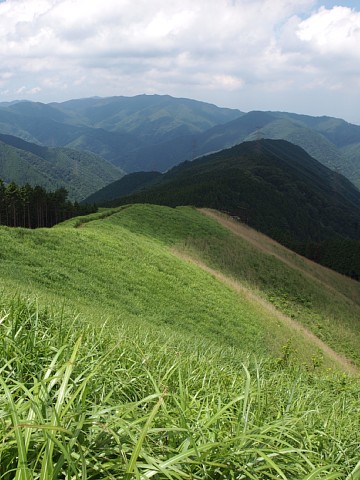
173,209,359,376
199,209,360,310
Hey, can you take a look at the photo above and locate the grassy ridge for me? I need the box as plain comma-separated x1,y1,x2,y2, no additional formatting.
95,204,360,367
2,204,359,366
0,215,265,356
1,204,360,477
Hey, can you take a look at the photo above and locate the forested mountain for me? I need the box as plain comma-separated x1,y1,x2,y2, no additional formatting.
0,95,242,167
1,95,359,191
0,133,123,200
98,139,360,279
117,110,360,188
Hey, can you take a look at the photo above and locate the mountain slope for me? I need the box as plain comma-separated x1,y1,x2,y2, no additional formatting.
117,110,360,187
0,133,123,200
1,204,359,477
0,95,242,167
98,139,360,277
83,171,163,204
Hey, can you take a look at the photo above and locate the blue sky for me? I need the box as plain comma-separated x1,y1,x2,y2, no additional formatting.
318,1,358,7
0,0,359,124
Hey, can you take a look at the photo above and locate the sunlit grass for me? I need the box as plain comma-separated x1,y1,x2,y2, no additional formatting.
82,204,360,367
1,204,360,478
1,295,359,479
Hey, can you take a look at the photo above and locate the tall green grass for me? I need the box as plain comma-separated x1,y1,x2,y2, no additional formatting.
98,204,360,367
1,206,330,367
1,204,360,477
1,295,359,479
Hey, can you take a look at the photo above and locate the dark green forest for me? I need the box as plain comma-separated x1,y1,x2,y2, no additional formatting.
0,179,96,228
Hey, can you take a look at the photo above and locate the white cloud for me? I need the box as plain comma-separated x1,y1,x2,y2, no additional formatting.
297,6,360,57
16,85,42,95
0,0,359,123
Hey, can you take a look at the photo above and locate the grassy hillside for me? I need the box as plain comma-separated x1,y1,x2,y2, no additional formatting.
2,202,359,367
0,133,123,200
1,204,359,478
97,139,360,278
0,205,300,358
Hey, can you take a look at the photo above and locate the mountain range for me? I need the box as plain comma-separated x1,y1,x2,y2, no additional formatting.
1,95,360,193
116,110,360,188
0,95,241,167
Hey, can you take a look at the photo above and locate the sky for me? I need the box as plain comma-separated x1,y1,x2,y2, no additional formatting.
0,0,360,124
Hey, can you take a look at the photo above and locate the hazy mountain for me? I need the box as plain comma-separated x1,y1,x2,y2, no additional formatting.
1,95,359,190
116,110,360,189
0,95,243,174
50,94,243,140
0,133,123,200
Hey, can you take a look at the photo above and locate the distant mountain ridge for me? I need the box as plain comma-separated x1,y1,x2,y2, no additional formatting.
0,95,242,165
1,94,360,196
2,95,359,189
117,110,360,188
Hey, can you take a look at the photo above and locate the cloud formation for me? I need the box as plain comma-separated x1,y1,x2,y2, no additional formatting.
0,0,359,123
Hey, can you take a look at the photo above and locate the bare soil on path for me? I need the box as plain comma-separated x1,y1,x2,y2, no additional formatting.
172,209,359,376
199,208,360,311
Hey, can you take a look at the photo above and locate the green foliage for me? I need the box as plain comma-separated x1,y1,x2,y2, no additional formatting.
0,294,359,478
0,133,123,200
0,178,96,228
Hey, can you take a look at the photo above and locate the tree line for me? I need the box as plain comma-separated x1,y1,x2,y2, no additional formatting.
0,179,97,228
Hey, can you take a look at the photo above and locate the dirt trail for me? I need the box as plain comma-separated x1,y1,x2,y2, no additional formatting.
199,208,360,310
172,250,359,376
